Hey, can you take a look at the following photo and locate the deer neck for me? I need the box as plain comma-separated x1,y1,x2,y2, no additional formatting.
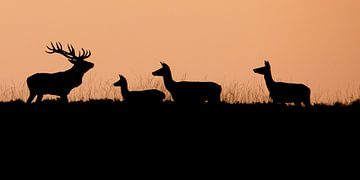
264,70,276,90
67,66,86,79
162,71,176,90
62,66,86,87
120,82,130,99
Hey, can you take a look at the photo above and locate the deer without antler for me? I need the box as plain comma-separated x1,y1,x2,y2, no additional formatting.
152,62,222,104
26,42,94,103
113,75,165,104
253,60,311,107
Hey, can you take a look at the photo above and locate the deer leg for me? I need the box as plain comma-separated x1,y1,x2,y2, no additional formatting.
35,94,43,103
27,93,36,104
294,101,302,107
272,99,278,105
60,95,68,103
304,99,311,108
272,99,284,107
208,95,221,104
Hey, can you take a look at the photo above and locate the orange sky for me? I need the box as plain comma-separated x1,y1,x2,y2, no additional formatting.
1,0,360,102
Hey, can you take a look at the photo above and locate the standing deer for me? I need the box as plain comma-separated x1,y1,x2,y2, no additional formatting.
113,74,165,104
26,42,94,103
253,60,311,107
152,62,222,104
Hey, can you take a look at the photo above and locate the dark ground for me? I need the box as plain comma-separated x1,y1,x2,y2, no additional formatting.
2,99,358,147
1,99,358,176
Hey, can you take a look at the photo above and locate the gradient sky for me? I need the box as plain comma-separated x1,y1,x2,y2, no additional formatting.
1,0,359,101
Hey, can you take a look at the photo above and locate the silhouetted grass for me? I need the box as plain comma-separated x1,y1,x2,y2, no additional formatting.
1,78,359,105
0,82,28,101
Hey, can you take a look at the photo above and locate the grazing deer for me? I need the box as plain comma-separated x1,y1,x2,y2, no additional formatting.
253,60,311,107
26,42,94,103
113,75,165,104
152,62,222,104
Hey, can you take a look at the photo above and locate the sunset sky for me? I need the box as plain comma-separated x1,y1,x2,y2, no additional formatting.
0,0,359,102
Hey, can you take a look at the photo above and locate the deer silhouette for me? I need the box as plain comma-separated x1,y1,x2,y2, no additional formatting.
113,75,165,104
253,60,311,107
152,62,222,104
26,42,94,103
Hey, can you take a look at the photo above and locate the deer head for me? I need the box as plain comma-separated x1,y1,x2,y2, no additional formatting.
46,42,94,73
253,60,271,75
113,75,127,87
152,62,170,77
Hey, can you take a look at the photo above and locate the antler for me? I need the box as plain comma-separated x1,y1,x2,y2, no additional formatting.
46,42,91,61
78,48,91,60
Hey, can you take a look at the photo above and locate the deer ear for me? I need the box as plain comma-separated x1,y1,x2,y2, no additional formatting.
161,62,168,67
265,60,270,66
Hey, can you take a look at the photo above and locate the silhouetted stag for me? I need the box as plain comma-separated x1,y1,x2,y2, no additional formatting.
152,62,222,104
253,61,311,107
113,75,165,104
26,42,94,103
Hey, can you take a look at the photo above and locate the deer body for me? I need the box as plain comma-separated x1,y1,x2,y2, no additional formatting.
114,75,165,103
152,62,222,104
254,61,311,107
27,69,84,98
27,42,93,103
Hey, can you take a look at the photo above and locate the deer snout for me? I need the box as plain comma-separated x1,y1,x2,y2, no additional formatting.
253,68,261,74
113,81,120,86
152,70,161,76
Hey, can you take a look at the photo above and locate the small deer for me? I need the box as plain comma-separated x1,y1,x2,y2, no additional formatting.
26,42,94,103
113,75,165,104
152,62,222,104
253,60,311,107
